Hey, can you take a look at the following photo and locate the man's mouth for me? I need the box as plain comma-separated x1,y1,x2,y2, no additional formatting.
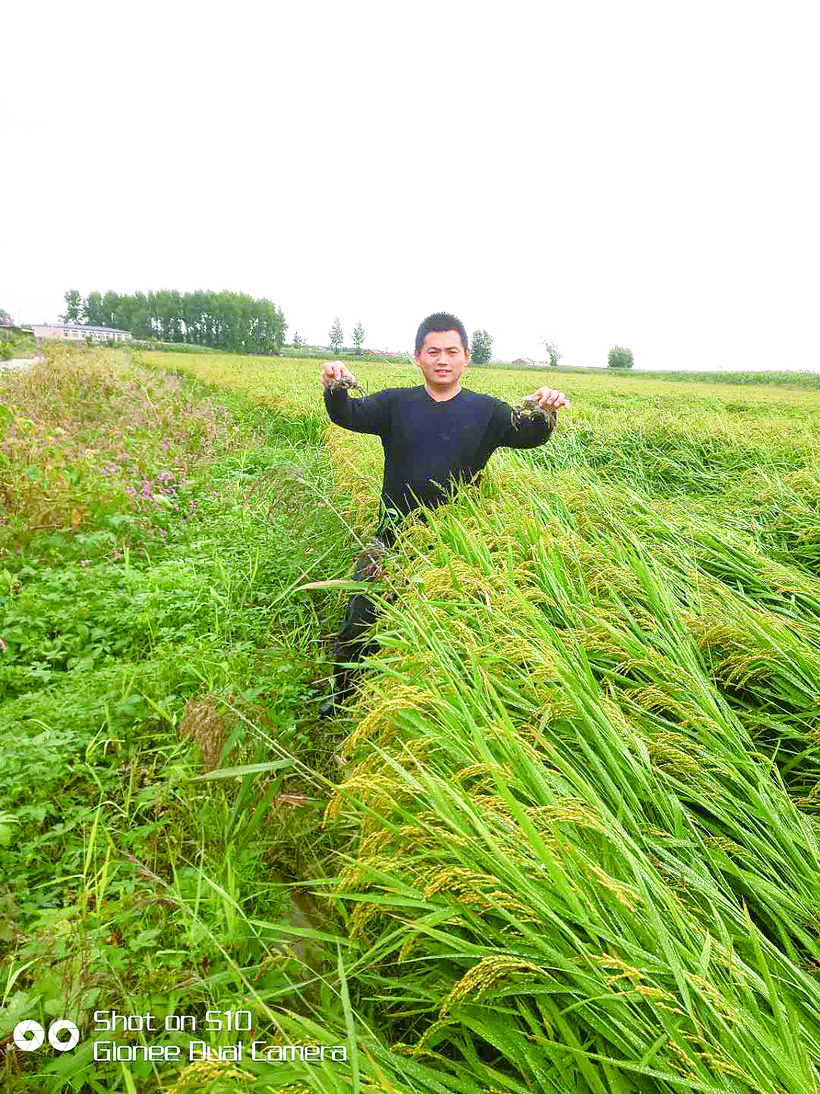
435,368,449,374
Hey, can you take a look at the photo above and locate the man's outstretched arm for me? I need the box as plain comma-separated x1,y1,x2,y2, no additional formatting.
494,386,570,450
321,361,391,437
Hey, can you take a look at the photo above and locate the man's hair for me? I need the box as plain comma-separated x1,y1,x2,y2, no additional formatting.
415,313,469,356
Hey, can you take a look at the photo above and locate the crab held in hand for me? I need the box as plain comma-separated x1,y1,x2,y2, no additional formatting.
511,395,557,430
326,375,362,395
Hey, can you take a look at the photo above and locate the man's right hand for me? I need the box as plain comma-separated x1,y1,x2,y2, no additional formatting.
321,361,357,390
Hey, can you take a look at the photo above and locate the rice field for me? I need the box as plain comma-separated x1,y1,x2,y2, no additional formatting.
131,350,820,1093
3,344,820,1093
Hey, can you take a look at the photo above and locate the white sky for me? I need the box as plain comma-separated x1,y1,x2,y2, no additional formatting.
3,0,818,372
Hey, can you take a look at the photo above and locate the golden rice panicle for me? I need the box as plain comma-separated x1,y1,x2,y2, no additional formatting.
525,796,608,836
439,956,546,1016
422,865,487,900
346,684,443,751
323,773,410,828
359,828,395,858
581,861,641,913
453,762,510,784
412,1016,457,1056
164,1057,254,1092
390,821,469,853
397,933,420,964
349,900,381,941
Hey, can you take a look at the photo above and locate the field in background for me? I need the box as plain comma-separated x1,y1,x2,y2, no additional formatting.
2,344,820,1093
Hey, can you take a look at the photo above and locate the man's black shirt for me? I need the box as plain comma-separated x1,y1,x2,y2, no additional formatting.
324,384,556,545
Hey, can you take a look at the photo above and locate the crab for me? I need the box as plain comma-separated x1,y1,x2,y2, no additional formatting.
511,395,555,430
355,536,390,581
326,375,362,395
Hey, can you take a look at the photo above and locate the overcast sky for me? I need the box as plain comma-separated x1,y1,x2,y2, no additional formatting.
4,1,818,373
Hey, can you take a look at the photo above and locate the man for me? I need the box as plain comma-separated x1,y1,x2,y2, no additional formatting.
318,312,571,717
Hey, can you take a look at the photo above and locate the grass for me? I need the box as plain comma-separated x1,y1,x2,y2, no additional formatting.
0,332,37,362
2,343,820,1092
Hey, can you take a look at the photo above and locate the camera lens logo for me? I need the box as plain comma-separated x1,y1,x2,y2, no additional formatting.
13,1020,80,1053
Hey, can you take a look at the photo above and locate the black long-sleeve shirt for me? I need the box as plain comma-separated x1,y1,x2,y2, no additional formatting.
324,384,556,544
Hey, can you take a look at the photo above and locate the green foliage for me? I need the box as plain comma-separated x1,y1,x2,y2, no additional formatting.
68,287,287,355
82,289,103,326
608,343,634,368
329,316,343,354
471,328,492,365
542,337,562,367
0,329,36,360
59,289,83,324
0,347,358,1090
352,321,365,355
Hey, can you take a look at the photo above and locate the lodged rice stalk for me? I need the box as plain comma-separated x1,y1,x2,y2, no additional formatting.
317,461,820,1094
115,352,820,1091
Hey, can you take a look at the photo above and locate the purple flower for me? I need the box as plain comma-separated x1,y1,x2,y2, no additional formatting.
141,482,152,497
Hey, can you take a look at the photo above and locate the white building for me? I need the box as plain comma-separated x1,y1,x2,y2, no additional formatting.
32,324,133,344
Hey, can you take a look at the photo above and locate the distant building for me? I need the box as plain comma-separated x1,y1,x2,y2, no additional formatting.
511,357,550,368
0,322,33,342
32,323,133,344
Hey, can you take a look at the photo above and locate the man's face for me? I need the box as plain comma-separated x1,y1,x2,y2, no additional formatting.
415,330,470,389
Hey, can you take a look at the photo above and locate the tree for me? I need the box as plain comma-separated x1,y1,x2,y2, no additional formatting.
329,317,343,354
130,292,151,340
540,337,563,368
83,291,104,326
101,290,121,330
60,290,83,324
607,345,634,369
62,286,286,352
352,321,365,355
471,329,492,366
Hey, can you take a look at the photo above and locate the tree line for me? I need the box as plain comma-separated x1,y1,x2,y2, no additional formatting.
60,289,287,355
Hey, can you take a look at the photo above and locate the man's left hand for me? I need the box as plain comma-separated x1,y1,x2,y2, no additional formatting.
527,387,571,411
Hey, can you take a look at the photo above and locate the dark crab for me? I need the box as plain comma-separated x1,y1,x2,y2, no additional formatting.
511,395,555,430
326,375,362,395
355,536,390,581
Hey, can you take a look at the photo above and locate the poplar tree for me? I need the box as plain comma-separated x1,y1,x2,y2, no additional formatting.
329,317,343,354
